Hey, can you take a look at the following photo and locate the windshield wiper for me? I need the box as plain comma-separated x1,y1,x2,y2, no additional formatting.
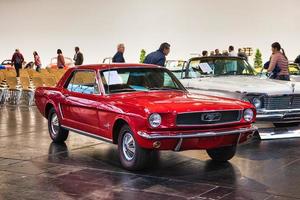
109,88,137,93
149,87,181,91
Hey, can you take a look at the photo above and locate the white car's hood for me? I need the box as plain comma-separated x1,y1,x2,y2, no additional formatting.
181,76,300,95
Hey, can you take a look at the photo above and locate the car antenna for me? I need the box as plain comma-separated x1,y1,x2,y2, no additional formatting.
107,64,110,94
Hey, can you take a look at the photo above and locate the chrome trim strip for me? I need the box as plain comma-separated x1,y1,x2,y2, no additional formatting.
176,109,243,114
61,125,113,143
58,103,64,119
258,108,300,113
137,125,257,140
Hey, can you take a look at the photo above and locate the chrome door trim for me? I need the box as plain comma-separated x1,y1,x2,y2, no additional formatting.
61,125,113,143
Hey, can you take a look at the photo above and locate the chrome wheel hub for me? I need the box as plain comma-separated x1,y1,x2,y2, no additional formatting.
122,132,136,161
50,113,59,137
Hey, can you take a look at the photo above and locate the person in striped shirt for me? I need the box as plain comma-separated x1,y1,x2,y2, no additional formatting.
267,42,290,81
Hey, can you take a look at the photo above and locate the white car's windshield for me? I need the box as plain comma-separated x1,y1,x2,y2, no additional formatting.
100,67,185,94
189,57,256,76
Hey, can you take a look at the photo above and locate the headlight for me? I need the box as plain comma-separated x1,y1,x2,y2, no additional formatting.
252,98,262,108
149,113,161,128
243,109,254,122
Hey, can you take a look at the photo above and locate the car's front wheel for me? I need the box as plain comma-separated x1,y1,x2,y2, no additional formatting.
118,125,150,171
206,145,236,162
48,108,69,143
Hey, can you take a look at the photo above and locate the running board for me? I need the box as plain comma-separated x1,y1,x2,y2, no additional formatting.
259,126,300,140
61,125,113,143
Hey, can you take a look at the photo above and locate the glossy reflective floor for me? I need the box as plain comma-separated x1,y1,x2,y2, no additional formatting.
0,106,300,200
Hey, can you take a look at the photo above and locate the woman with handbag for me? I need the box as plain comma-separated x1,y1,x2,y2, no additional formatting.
267,42,289,81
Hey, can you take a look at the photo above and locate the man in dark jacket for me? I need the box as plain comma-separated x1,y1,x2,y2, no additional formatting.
11,49,24,77
73,47,84,65
143,43,170,67
112,43,125,63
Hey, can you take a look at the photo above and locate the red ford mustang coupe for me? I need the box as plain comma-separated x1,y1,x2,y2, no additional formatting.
35,63,257,170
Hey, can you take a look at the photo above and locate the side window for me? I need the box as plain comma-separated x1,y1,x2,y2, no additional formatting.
66,70,100,94
164,72,176,87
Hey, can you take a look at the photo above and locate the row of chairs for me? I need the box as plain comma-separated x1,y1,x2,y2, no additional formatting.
0,68,67,105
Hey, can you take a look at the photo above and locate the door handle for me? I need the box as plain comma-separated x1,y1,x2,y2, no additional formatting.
63,94,70,98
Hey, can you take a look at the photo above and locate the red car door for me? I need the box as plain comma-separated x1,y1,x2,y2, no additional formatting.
59,69,103,135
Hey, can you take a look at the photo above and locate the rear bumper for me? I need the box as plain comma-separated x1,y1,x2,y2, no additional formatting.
256,109,300,122
137,125,257,140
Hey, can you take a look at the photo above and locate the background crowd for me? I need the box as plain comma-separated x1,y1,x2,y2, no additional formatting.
7,41,291,81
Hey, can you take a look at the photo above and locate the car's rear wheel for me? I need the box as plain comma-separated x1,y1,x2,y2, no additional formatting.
206,145,236,162
118,125,150,171
48,108,69,143
273,122,300,128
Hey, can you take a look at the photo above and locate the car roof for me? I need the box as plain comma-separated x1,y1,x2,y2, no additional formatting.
74,63,160,70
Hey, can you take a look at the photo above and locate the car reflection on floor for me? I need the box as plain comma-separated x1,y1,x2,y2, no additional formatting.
0,106,299,199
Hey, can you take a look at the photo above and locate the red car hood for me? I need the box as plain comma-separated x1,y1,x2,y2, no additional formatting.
109,91,251,113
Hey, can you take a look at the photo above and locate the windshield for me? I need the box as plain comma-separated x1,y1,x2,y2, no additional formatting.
100,67,185,94
171,67,201,79
165,60,187,68
189,57,256,76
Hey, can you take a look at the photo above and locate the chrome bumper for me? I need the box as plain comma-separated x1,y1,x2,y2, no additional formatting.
256,109,300,122
137,125,257,140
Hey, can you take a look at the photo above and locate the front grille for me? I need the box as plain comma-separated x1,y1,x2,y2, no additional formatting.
264,95,300,110
176,110,241,126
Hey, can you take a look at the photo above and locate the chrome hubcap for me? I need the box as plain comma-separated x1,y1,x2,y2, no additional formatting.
50,113,59,137
122,132,136,161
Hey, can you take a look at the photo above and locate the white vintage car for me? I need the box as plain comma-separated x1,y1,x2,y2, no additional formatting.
170,56,300,139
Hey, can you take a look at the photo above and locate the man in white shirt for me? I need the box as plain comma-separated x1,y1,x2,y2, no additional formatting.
228,45,237,56
227,45,238,73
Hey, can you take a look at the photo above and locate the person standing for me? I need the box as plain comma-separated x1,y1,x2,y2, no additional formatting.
201,50,208,57
143,42,170,67
228,45,237,56
11,49,24,77
73,46,84,65
237,48,248,60
33,51,42,72
215,49,222,56
267,42,289,81
57,49,65,69
112,43,125,63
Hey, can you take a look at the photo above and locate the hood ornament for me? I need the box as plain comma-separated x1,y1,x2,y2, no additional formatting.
292,83,295,93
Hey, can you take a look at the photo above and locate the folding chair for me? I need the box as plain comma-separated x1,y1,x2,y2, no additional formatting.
32,77,44,88
6,76,22,105
42,76,56,87
20,77,35,106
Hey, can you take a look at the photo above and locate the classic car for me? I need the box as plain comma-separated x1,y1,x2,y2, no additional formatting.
171,56,300,139
165,60,187,68
47,57,74,69
35,63,256,170
0,59,14,69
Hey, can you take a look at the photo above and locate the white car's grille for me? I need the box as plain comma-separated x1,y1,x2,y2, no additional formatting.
264,95,300,110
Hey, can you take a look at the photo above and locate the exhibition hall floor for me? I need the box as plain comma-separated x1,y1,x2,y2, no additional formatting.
0,106,300,200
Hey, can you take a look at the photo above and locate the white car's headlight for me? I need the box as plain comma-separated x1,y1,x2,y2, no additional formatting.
243,109,254,122
149,113,161,128
252,98,262,109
